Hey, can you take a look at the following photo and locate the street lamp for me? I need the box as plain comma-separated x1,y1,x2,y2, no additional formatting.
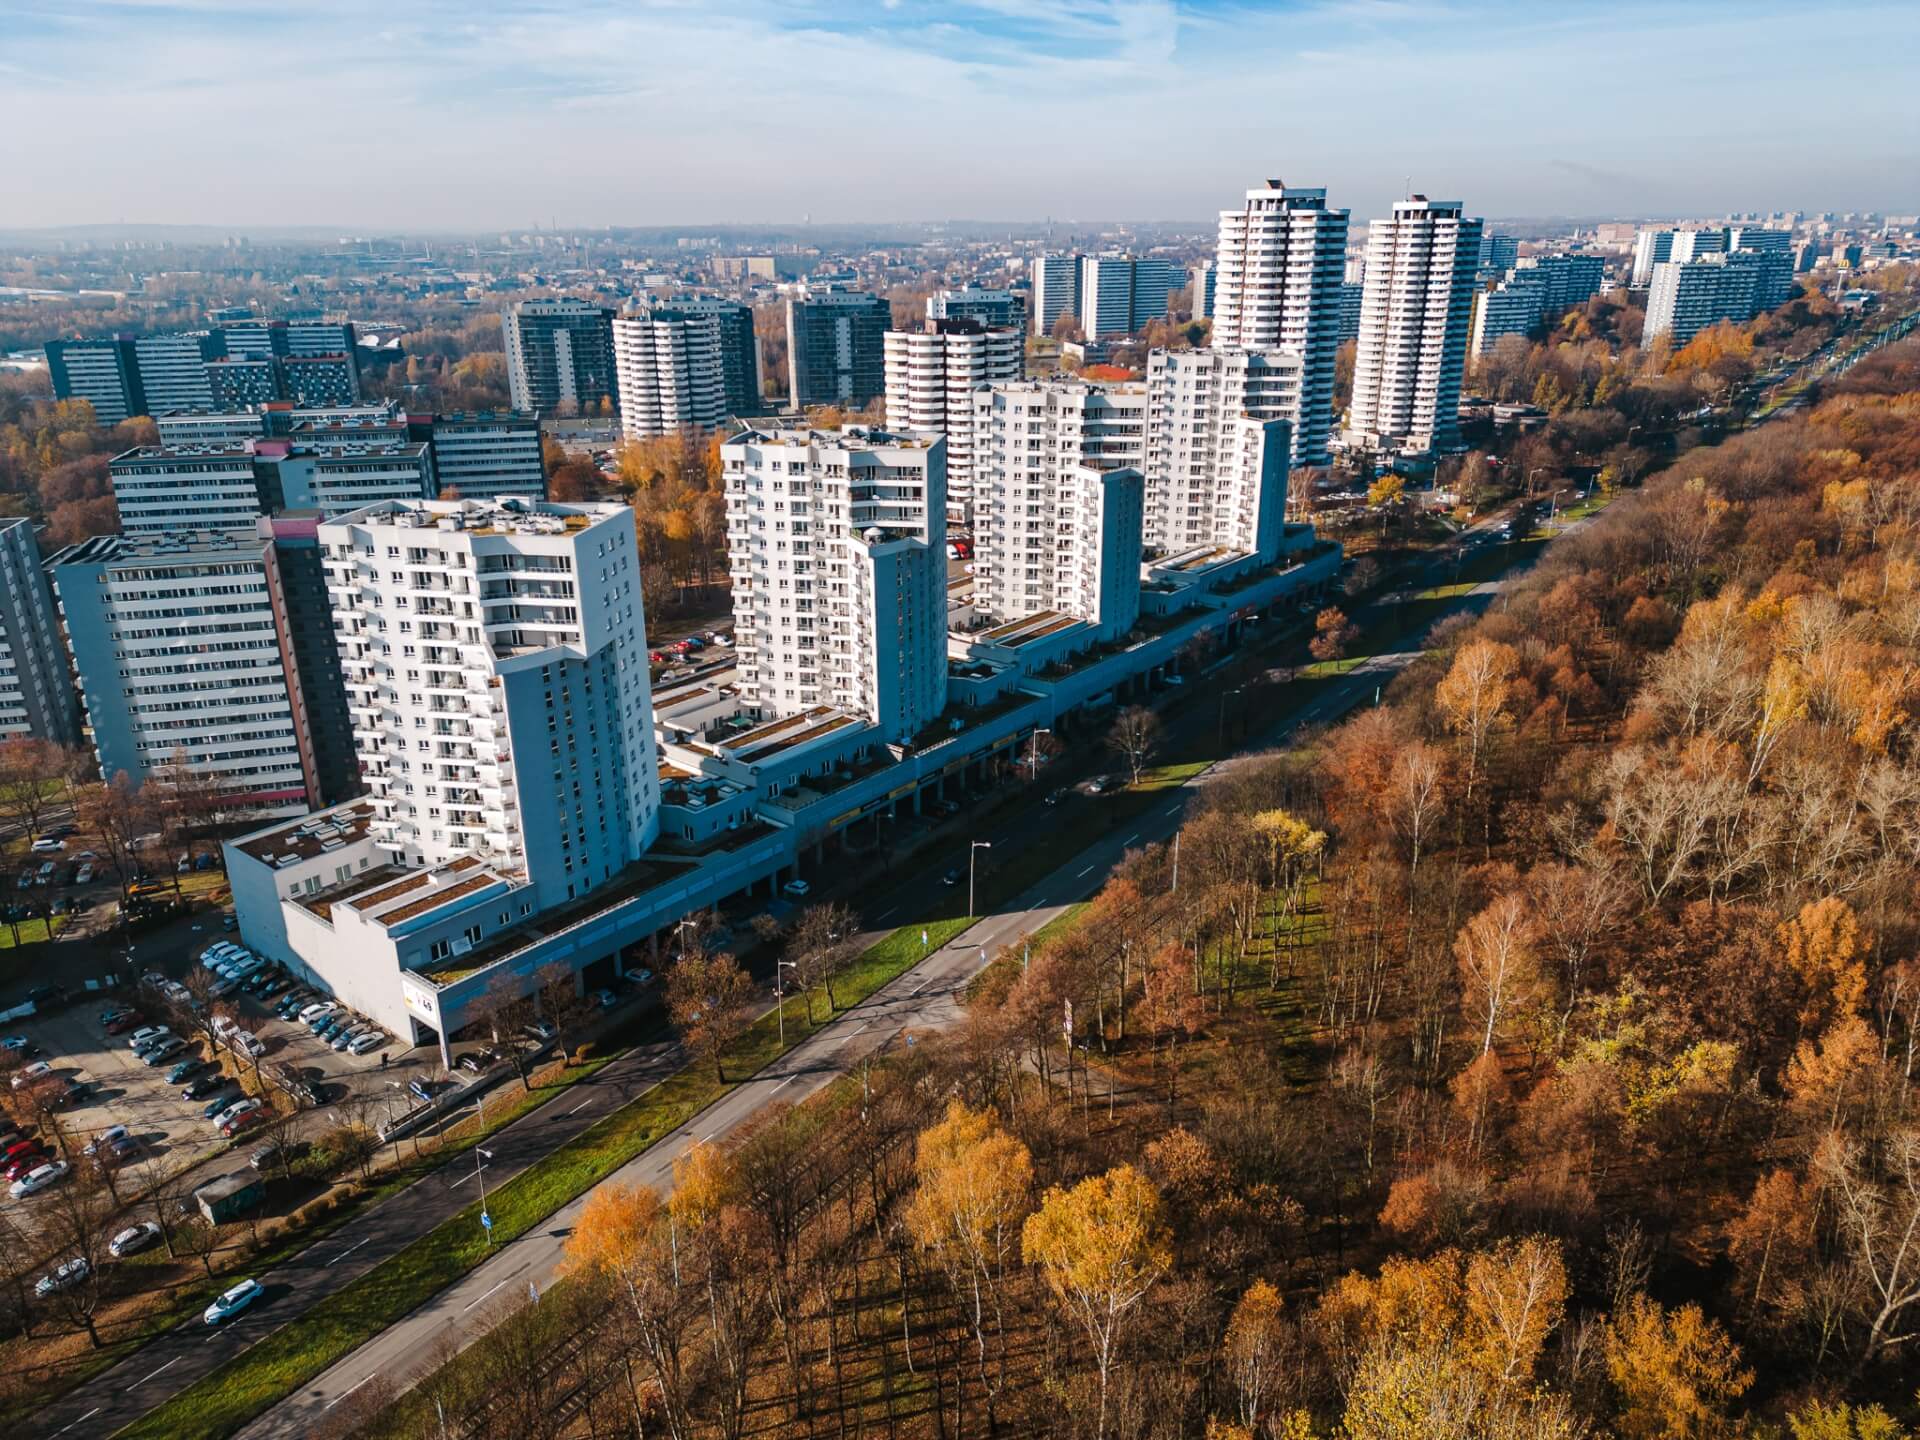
969,841,992,919
774,959,799,1047
1028,727,1052,781
475,1146,495,1243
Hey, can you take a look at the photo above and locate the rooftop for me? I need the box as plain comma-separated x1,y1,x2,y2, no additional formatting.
235,800,378,866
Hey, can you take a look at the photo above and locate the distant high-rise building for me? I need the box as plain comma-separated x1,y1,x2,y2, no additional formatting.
208,357,282,408
1144,349,1296,563
974,379,1147,639
134,332,224,415
1513,254,1605,311
654,297,762,416
883,319,1023,523
612,310,728,439
1644,250,1765,348
1630,226,1729,286
1728,226,1797,309
1078,256,1178,339
0,518,81,746
785,289,891,410
1478,232,1519,277
1336,282,1364,343
1188,261,1216,320
501,298,620,416
281,353,360,408
46,338,144,426
1347,197,1483,455
52,531,311,812
930,287,1028,333
1471,254,1606,359
1212,181,1352,466
1031,255,1084,336
722,427,947,740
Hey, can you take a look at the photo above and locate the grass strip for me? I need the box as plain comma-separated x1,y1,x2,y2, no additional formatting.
114,916,972,1440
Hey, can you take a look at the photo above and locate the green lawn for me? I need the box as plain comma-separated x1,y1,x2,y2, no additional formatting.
0,914,67,949
114,915,972,1440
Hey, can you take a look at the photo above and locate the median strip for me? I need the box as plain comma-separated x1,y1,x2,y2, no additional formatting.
113,915,972,1440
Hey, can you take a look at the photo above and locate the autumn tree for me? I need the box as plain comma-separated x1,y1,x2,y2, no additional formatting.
665,942,756,1081
1310,606,1360,664
1454,893,1544,1054
1105,705,1162,787
1223,1278,1293,1432
1604,1294,1752,1440
1021,1164,1173,1439
1435,638,1520,814
905,1099,1033,1402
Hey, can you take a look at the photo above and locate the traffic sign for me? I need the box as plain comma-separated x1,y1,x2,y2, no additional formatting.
480,1211,492,1231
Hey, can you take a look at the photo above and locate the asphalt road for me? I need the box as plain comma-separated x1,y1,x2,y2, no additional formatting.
74,511,1539,1438
234,561,1526,1436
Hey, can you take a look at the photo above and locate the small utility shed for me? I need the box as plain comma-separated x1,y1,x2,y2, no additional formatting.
196,1169,265,1224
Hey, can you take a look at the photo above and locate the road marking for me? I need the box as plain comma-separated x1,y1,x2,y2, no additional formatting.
1123,834,1140,847
876,906,898,923
1076,864,1095,877
326,1236,372,1267
462,1278,510,1313
769,1076,793,1092
700,1130,718,1142
564,1096,595,1116
910,977,931,995
126,1356,179,1390
54,1408,100,1435
325,1373,379,1409
450,1162,489,1188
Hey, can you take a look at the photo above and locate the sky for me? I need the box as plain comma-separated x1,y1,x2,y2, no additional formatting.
3,0,1916,231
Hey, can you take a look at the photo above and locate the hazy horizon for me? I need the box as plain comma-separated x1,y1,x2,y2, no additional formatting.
6,0,1917,232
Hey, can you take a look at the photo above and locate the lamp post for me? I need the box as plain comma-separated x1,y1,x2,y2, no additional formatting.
475,1146,494,1243
969,840,991,920
774,959,798,1047
1028,727,1051,781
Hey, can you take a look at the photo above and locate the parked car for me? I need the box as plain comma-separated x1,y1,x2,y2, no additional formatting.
211,1097,261,1129
297,1002,337,1025
10,1061,52,1089
204,1277,264,1325
185,1076,234,1104
941,868,961,887
29,837,65,854
35,1258,89,1296
230,1031,265,1059
455,1051,489,1075
4,1151,50,1182
127,1025,171,1050
74,864,94,885
408,1077,441,1104
84,1125,129,1156
590,988,619,1010
109,1221,163,1258
167,1056,210,1085
0,1035,34,1053
59,1079,94,1108
105,1010,144,1035
347,1030,386,1056
141,1036,188,1065
249,1139,307,1172
9,1159,70,1197
522,1020,557,1044
220,1108,266,1138
782,878,812,898
108,1134,141,1162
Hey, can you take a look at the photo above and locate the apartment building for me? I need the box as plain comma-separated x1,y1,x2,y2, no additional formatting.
1644,250,1766,348
1728,226,1797,308
611,309,728,439
45,338,144,426
319,497,659,910
722,427,948,741
259,513,359,808
1346,197,1483,455
51,531,310,812
1078,255,1179,339
208,357,282,408
1630,226,1727,286
501,298,620,416
929,287,1028,334
653,297,762,416
1211,181,1352,465
1188,261,1216,320
1144,349,1295,562
1031,254,1083,336
0,518,81,745
1478,232,1520,278
133,332,222,415
882,318,1022,523
974,379,1147,640
421,413,546,501
786,289,892,409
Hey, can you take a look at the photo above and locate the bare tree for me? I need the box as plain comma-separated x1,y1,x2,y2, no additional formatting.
787,901,859,1017
38,1158,119,1347
1106,705,1163,787
534,960,592,1067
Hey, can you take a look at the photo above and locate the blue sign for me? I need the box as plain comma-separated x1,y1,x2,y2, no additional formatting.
480,1211,493,1231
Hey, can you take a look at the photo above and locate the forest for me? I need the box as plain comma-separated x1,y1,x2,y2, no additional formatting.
333,340,1920,1440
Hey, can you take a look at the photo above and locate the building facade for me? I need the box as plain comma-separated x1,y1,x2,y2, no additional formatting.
134,332,223,416
1078,256,1179,339
51,532,310,811
0,519,81,745
1144,349,1294,562
722,427,948,740
319,498,659,910
45,338,144,426
1031,254,1083,336
655,297,762,416
786,290,892,410
1211,181,1352,465
1346,197,1483,455
421,413,546,501
929,287,1028,333
1644,250,1765,348
501,299,621,416
259,513,360,809
882,319,1023,523
974,379,1147,638
612,309,729,439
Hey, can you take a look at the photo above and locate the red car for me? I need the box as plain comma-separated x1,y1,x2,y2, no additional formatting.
105,1012,144,1035
4,1149,48,1181
220,1110,266,1139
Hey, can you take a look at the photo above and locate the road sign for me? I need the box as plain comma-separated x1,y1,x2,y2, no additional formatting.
480,1211,492,1231
529,1279,540,1304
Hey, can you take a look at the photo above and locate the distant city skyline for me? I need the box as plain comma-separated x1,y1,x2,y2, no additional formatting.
6,0,1915,231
